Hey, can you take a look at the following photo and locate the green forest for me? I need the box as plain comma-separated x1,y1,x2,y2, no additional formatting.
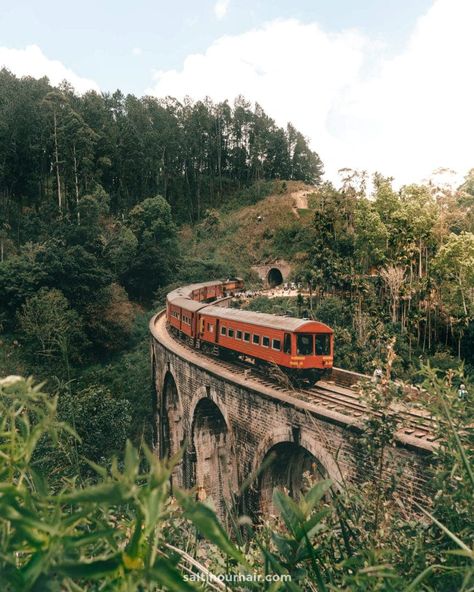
0,70,473,590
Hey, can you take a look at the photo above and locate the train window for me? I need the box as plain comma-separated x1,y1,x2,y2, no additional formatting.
207,323,213,333
236,330,242,340
315,334,331,355
243,332,250,342
253,334,260,345
272,339,281,351
262,336,270,348
297,334,313,355
283,333,291,354
228,329,234,338
221,326,227,336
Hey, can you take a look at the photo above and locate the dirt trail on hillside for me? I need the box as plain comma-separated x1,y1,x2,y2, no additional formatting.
291,190,309,217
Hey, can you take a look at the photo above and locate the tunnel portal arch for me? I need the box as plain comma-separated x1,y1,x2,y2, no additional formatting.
267,267,284,288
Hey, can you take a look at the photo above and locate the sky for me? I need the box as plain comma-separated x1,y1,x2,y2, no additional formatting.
0,0,472,186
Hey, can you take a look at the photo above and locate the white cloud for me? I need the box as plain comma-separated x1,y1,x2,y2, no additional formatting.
214,0,230,20
132,47,142,56
0,44,99,94
148,0,474,186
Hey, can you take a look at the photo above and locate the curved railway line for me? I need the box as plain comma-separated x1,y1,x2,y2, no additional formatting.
160,315,438,451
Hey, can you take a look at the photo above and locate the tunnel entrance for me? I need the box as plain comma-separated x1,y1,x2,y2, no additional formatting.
191,398,233,517
257,442,327,516
267,267,283,287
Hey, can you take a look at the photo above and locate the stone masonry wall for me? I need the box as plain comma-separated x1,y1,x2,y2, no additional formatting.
151,328,433,519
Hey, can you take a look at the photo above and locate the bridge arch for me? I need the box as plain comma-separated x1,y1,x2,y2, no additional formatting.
252,427,343,516
267,267,283,287
190,393,236,518
160,371,184,463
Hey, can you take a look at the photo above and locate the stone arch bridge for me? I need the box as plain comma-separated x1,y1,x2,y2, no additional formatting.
150,311,434,519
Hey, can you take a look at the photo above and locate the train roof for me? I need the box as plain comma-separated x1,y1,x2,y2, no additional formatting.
169,297,209,312
167,278,243,303
200,306,333,333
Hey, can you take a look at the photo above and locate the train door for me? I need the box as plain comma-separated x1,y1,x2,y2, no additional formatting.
283,333,292,355
215,319,220,343
199,316,205,338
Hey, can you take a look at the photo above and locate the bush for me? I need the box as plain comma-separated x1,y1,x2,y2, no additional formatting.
0,374,472,590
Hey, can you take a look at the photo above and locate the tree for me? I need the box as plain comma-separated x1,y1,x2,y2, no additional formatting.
124,196,179,300
58,384,132,466
42,91,67,212
380,265,405,324
0,245,48,325
354,199,389,272
18,288,87,370
433,232,474,318
432,232,474,356
128,195,176,245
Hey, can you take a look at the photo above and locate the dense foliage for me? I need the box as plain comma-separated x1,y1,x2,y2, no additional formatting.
0,68,322,228
0,373,471,591
0,71,322,453
253,171,474,379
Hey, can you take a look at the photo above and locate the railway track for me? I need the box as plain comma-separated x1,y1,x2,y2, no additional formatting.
165,323,438,446
307,383,437,442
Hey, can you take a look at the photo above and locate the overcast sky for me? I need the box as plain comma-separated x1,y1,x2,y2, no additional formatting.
1,0,472,186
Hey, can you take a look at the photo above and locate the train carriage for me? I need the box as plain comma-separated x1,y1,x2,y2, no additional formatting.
198,307,333,383
168,297,208,340
165,277,333,384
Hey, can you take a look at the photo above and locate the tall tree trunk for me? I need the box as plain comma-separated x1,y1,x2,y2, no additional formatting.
53,109,62,212
419,237,422,278
73,143,80,224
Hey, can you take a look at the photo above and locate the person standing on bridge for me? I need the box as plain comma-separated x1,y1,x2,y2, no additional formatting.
457,383,468,401
372,366,383,384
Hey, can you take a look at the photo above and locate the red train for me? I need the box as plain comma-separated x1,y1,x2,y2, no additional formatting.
166,279,334,384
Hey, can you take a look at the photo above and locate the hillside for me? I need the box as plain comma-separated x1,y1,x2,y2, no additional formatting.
179,180,316,278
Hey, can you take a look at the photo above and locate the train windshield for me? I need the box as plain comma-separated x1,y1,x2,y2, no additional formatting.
315,334,331,355
297,334,313,355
